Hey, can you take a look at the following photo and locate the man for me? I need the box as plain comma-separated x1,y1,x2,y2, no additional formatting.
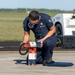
22,10,57,66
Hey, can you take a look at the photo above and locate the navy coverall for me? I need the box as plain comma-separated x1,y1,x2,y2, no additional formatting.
23,13,57,63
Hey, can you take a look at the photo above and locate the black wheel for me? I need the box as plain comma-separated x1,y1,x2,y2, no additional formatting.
56,37,63,47
55,23,63,47
55,23,62,35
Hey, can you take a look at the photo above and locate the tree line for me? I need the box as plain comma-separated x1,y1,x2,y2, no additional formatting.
0,8,75,13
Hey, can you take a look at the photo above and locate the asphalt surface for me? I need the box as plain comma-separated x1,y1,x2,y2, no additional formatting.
0,51,75,75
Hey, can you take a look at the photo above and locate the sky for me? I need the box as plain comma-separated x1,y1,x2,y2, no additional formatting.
0,0,75,10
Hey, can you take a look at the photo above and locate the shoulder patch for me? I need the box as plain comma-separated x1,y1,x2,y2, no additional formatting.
28,22,34,28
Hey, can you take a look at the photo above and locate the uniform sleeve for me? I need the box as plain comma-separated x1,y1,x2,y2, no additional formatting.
23,17,30,32
45,15,53,29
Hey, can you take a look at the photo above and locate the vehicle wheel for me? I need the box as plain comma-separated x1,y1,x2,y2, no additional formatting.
56,37,62,47
55,23,63,47
55,23,62,35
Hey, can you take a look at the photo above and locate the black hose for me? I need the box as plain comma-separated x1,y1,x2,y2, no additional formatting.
19,43,28,55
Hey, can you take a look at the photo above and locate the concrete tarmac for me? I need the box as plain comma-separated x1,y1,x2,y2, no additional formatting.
0,51,75,75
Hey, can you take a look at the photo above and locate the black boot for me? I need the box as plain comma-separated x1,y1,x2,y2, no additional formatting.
43,56,55,66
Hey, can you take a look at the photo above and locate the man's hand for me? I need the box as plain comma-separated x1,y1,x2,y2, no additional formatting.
38,38,45,44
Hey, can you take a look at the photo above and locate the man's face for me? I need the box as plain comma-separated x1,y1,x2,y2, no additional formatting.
29,18,40,25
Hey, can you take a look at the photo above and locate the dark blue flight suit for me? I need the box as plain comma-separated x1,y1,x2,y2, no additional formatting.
23,13,57,63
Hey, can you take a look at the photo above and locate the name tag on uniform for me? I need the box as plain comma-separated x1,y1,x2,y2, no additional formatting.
40,22,46,28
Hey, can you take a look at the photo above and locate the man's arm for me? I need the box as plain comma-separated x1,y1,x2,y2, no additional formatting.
22,16,30,43
23,31,30,43
38,25,56,44
43,25,56,41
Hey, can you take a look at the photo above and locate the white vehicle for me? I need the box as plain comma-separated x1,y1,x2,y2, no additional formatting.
52,13,75,48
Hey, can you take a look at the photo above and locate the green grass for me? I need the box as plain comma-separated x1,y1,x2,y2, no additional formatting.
0,20,22,22
0,12,28,18
0,21,35,41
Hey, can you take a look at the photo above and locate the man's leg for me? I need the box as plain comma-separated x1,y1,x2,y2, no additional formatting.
36,48,43,64
41,37,56,65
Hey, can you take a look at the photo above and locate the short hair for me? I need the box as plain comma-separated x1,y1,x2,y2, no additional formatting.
29,10,39,20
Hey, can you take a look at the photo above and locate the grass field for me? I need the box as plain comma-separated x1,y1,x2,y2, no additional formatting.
0,12,35,41
0,19,35,41
0,11,59,41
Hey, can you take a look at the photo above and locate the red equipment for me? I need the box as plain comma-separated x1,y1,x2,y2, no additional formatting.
19,41,42,65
